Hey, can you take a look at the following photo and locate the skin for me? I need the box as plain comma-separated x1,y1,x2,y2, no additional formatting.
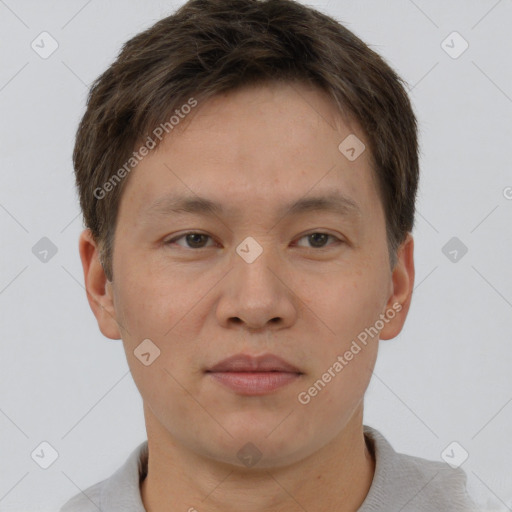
79,81,414,512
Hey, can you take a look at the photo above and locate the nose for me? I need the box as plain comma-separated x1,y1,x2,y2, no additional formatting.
214,241,298,332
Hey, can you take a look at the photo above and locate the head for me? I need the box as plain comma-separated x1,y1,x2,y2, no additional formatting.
77,0,417,468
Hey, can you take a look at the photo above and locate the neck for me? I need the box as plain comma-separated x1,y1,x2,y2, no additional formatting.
140,404,375,512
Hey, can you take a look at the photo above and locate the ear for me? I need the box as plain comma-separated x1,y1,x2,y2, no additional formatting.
78,229,121,340
379,232,415,340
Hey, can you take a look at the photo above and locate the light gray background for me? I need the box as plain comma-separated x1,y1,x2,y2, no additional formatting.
1,1,511,511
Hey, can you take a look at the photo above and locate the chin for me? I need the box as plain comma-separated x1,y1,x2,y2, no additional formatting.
193,425,319,470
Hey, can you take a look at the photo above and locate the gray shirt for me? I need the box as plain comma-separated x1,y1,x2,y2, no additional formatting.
60,424,480,511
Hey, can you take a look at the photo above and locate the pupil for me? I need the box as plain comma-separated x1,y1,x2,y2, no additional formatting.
187,234,206,247
309,233,327,247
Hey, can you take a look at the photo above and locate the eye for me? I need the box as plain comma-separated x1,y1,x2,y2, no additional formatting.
164,232,216,249
294,232,342,249
164,231,343,250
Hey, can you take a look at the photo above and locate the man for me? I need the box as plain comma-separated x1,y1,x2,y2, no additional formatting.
61,0,480,510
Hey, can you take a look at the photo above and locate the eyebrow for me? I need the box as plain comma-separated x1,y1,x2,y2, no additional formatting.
142,191,362,221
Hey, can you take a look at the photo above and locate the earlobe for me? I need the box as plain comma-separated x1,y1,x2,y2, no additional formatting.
78,229,122,340
379,233,415,341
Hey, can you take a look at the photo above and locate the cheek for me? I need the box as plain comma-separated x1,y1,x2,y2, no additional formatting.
303,265,388,343
294,339,377,448
112,261,186,339
296,274,385,406
305,265,386,408
134,360,207,440
112,264,206,385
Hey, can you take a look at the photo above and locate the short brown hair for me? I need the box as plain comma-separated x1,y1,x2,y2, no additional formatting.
74,0,419,281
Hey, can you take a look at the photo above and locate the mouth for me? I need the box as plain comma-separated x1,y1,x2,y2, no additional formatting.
205,353,304,395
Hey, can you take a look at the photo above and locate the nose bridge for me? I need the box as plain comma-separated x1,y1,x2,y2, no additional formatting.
216,235,296,329
233,235,282,299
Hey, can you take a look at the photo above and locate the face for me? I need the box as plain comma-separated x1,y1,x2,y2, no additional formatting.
80,81,414,468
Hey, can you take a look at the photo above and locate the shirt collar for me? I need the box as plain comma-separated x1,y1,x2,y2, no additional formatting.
100,439,148,511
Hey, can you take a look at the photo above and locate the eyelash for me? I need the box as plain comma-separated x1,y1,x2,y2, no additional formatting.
164,231,343,250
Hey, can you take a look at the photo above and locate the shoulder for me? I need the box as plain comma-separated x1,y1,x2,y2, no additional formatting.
58,440,148,512
396,451,479,511
59,480,105,512
361,425,480,512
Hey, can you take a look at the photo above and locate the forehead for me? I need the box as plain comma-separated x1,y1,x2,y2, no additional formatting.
119,81,380,222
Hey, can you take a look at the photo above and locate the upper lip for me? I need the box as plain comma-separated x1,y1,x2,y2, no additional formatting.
206,353,302,373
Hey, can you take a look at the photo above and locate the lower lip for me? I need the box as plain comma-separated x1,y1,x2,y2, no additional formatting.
207,371,301,395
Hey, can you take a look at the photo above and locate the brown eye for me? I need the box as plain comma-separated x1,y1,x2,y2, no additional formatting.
295,232,341,249
165,232,214,249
